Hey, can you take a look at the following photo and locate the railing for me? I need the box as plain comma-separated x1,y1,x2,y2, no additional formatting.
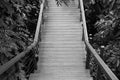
0,0,46,79
79,0,119,80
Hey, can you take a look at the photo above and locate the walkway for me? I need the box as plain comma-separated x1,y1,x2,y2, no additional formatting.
29,0,92,80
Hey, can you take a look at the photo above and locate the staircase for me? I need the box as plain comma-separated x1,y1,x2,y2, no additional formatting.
29,0,92,80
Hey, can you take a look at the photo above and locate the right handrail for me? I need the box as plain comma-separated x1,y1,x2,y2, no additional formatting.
79,0,119,80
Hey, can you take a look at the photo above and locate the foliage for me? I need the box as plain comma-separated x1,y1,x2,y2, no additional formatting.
0,0,41,80
84,0,120,79
103,41,120,79
55,0,72,6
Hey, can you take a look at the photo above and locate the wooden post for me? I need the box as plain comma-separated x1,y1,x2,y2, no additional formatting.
78,0,80,8
82,26,84,41
96,66,101,80
44,0,48,9
86,47,91,69
100,46,105,60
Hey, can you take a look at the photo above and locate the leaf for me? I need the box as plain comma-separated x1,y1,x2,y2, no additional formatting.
117,60,120,67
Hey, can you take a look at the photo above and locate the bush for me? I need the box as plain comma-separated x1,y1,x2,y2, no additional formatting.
84,0,120,79
0,0,41,80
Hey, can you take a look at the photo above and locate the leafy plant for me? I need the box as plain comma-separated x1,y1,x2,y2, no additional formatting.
0,0,41,80
84,0,120,79
55,0,72,6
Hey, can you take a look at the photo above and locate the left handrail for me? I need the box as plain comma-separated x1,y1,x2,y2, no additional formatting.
0,0,45,75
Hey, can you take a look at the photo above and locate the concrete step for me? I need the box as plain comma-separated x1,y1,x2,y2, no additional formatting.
44,12,80,14
42,28,82,31
44,24,82,28
45,10,80,12
44,19,80,21
41,35,83,39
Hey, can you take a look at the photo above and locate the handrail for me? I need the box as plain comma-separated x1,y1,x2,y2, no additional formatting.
0,0,45,75
79,0,119,80
79,0,88,42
